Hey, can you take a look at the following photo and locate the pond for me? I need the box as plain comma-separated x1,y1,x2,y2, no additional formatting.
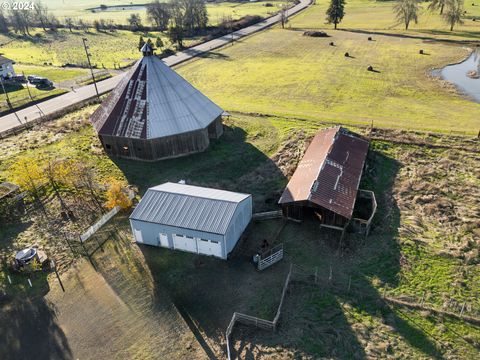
89,5,146,12
438,49,480,102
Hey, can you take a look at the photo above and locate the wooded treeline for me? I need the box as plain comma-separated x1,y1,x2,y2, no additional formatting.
0,0,209,37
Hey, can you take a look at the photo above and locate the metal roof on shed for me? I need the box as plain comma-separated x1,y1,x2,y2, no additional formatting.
90,53,223,140
130,183,250,235
278,127,369,219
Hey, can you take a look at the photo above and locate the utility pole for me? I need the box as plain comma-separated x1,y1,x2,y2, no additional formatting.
82,38,100,100
1,76,23,127
23,71,45,120
0,76,12,110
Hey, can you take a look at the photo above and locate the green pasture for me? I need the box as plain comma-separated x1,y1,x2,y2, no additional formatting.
0,29,181,69
177,28,480,134
293,0,480,40
43,0,287,26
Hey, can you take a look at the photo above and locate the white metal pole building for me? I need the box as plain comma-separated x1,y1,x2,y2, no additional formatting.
129,183,252,260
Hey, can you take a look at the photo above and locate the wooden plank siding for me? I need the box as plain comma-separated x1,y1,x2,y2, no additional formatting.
99,116,223,161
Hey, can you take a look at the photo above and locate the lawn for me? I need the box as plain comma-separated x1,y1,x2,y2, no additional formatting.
13,65,89,83
177,27,480,134
293,0,480,40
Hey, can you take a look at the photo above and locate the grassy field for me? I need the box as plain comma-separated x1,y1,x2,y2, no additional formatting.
0,104,479,358
177,28,480,134
41,0,287,25
0,29,175,69
293,0,480,40
0,65,90,113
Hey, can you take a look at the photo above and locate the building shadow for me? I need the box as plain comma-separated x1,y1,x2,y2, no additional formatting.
225,149,443,359
111,125,288,209
0,297,73,360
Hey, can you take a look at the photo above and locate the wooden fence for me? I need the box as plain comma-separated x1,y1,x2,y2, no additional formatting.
252,210,283,221
226,264,292,360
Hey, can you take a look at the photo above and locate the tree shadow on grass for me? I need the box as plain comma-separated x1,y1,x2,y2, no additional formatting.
0,297,72,360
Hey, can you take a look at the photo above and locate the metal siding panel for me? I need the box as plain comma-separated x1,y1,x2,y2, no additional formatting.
130,183,251,235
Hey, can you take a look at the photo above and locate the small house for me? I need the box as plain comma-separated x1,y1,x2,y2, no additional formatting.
278,126,370,233
129,182,252,259
0,56,15,79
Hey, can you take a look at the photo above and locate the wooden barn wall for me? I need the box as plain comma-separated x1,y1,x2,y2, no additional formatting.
99,129,210,161
282,202,349,227
208,116,224,139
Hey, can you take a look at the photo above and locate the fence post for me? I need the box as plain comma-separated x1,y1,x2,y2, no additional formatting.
328,265,332,284
460,302,466,317
315,266,318,284
347,276,351,293
383,284,388,299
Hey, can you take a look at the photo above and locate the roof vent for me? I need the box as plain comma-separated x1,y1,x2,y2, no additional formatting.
178,179,186,185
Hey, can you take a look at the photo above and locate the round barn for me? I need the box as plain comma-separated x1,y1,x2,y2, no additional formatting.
90,43,224,161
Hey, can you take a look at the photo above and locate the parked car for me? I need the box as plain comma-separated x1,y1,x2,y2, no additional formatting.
7,75,27,84
27,75,43,84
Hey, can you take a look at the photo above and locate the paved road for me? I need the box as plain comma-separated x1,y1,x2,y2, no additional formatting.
0,0,311,135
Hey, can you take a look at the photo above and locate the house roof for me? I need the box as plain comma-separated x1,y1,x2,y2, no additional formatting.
90,54,223,140
278,127,369,219
130,182,251,235
0,56,14,66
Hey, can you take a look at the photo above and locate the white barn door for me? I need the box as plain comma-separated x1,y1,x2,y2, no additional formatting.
173,234,197,253
158,233,169,247
134,229,143,243
197,239,222,258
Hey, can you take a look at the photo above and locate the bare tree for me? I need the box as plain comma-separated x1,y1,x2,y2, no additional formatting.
127,13,142,31
9,9,32,35
0,10,9,33
65,17,74,32
394,0,419,30
443,0,464,31
147,0,171,31
428,0,447,15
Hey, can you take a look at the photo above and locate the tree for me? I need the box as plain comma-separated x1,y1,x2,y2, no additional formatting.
105,179,132,210
394,0,419,30
155,36,164,49
70,163,105,213
138,35,146,50
78,19,88,32
168,23,185,48
65,17,74,32
443,0,464,31
0,10,9,34
9,9,32,35
280,6,289,29
169,0,208,35
10,157,46,214
428,0,447,15
127,13,142,31
326,0,345,29
33,1,49,31
147,0,171,30
43,157,75,214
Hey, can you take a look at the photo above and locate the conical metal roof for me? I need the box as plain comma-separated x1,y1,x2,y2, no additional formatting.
90,56,223,139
